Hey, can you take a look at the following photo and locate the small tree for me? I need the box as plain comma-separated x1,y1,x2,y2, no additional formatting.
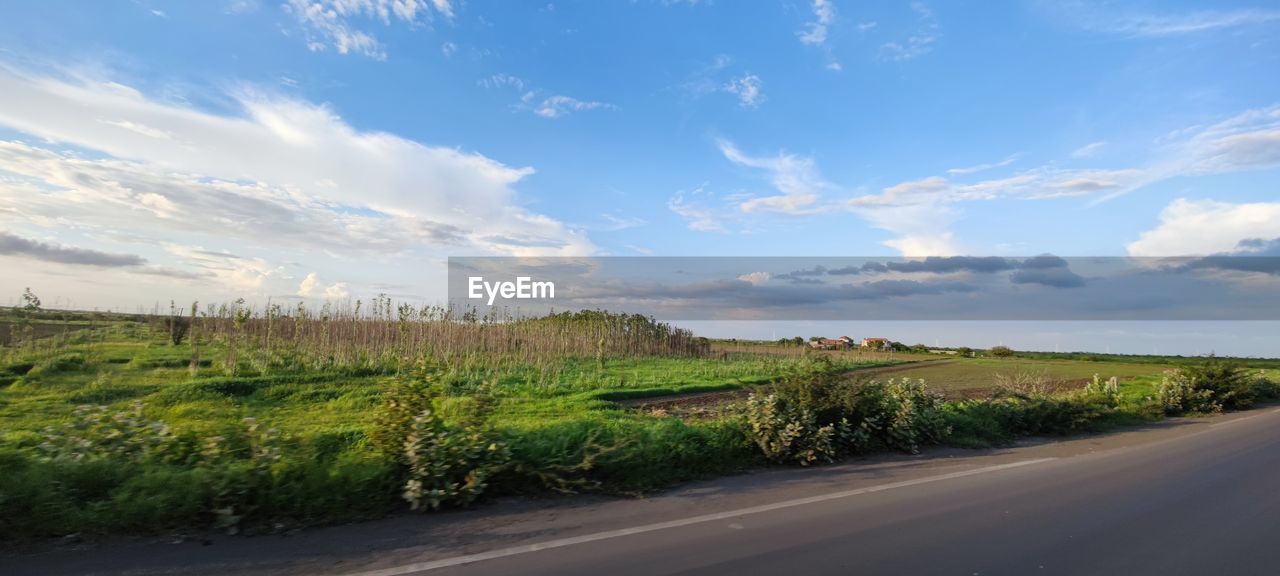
990,345,1015,357
955,346,974,358
21,287,42,312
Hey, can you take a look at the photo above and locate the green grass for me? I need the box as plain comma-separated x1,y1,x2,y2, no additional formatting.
878,357,1174,392
0,320,889,538
2,316,1274,541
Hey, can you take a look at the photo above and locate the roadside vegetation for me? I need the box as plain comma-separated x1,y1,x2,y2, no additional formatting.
1,299,1276,541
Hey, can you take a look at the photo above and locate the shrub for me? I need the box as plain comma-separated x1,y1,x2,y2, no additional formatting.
993,370,1052,397
1155,358,1264,414
743,393,841,466
772,356,860,425
37,402,174,463
1177,358,1255,410
368,368,440,463
852,379,950,454
401,408,510,510
942,392,1129,446
990,346,1015,358
1252,373,1280,403
367,366,511,510
751,365,950,461
1083,374,1121,406
1155,370,1219,415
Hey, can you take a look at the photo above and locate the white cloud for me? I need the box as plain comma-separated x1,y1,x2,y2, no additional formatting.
596,213,647,231
479,73,525,91
283,0,455,60
798,0,836,46
1071,141,1106,158
947,154,1019,175
100,118,174,140
737,271,771,286
883,233,957,257
324,281,350,299
298,272,320,296
1085,8,1280,37
296,271,351,298
668,190,725,233
534,95,615,119
224,0,260,14
722,74,764,109
481,74,613,119
1176,105,1280,175
0,64,592,303
881,2,939,61
1127,199,1280,257
163,244,282,292
719,139,828,215
1091,104,1280,203
440,41,457,57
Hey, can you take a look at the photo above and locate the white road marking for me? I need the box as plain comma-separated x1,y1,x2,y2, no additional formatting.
341,457,1057,576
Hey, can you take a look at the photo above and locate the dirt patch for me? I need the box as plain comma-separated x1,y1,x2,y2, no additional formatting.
622,388,755,420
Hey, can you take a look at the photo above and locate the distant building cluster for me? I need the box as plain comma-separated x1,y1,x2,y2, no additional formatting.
809,336,890,350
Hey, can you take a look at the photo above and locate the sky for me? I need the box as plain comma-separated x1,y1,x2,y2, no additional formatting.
0,1,1278,355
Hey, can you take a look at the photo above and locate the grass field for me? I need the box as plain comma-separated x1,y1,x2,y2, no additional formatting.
0,314,898,538
2,309,1275,541
873,358,1174,392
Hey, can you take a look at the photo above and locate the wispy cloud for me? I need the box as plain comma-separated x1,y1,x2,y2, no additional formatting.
678,56,771,108
594,213,647,232
283,0,455,60
1071,141,1106,158
689,102,1280,255
947,154,1020,175
668,187,726,233
798,0,836,46
534,95,615,119
480,73,614,119
881,2,940,61
1085,7,1280,37
722,73,764,109
719,139,828,215
478,73,525,91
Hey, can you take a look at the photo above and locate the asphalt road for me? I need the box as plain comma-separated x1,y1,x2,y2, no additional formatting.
10,407,1280,576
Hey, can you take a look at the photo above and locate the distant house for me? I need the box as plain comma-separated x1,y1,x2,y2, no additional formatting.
810,336,855,350
861,337,888,349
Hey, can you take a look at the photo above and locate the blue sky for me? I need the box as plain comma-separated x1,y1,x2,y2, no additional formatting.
1,1,1278,353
